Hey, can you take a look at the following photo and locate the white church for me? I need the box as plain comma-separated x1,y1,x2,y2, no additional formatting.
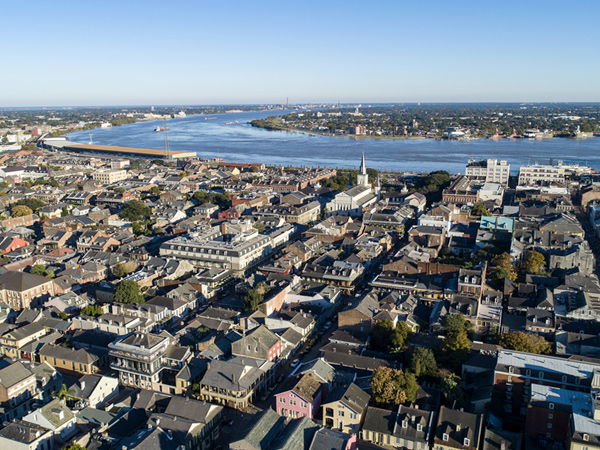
326,153,380,216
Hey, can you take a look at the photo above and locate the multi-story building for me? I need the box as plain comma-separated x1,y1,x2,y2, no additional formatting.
465,159,510,185
527,384,600,450
361,405,433,450
433,406,483,450
0,271,56,310
518,164,565,185
109,332,191,391
322,383,370,434
92,169,128,184
494,350,600,416
275,373,323,419
160,222,293,274
231,325,282,363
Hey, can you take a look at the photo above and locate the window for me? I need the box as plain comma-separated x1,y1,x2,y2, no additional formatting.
548,413,553,419
338,410,344,417
539,371,544,379
547,423,552,429
443,433,449,442
464,438,470,447
279,398,285,403
583,434,589,441
549,403,555,410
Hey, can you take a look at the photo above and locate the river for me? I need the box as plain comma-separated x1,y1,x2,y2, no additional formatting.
67,110,600,174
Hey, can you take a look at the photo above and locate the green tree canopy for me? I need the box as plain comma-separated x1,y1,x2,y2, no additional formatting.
11,204,33,217
16,197,45,213
499,331,551,354
253,221,266,233
441,328,472,370
80,305,104,317
112,262,137,279
522,251,546,275
370,320,412,353
491,252,517,282
471,203,491,217
442,314,472,334
30,264,47,276
114,280,145,304
371,367,418,405
119,200,151,222
244,289,264,312
409,347,438,379
440,374,465,406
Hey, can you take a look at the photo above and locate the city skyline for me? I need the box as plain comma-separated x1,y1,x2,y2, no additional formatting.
3,0,600,107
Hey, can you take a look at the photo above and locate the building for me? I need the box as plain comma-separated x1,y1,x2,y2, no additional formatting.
326,153,379,216
433,406,483,450
361,405,432,450
465,159,510,185
197,359,268,410
0,362,37,408
231,325,282,362
0,271,56,310
518,165,565,185
275,373,323,420
92,169,128,184
0,420,53,450
494,350,600,416
321,382,370,434
38,344,100,375
527,384,600,450
109,332,191,392
160,222,293,274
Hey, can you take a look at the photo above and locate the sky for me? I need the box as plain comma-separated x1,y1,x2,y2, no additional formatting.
3,0,600,106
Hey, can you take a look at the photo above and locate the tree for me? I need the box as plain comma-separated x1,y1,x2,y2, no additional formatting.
471,203,491,216
409,347,438,379
440,374,465,406
119,200,151,221
58,312,68,320
371,367,418,405
16,198,45,213
149,185,161,196
499,331,551,354
253,221,266,233
54,383,75,401
113,262,137,279
61,206,69,217
80,305,104,317
30,264,47,276
491,252,517,282
244,289,264,312
370,320,412,353
65,445,86,450
522,251,546,275
11,204,32,217
441,329,472,369
442,314,472,334
114,280,144,304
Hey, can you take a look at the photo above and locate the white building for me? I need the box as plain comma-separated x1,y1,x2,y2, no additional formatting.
326,153,379,216
518,164,565,185
92,169,128,184
465,159,510,185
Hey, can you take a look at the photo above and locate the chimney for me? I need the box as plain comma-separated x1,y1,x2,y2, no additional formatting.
501,440,506,450
232,373,236,384
80,380,86,391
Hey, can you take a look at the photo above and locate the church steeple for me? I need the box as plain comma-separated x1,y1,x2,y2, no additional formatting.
357,152,369,187
360,152,367,176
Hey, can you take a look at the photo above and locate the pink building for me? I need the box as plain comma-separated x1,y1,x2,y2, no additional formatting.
275,373,323,419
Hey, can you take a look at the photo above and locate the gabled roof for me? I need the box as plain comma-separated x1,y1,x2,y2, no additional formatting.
0,270,52,291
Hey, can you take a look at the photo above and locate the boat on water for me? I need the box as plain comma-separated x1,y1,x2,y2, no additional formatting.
154,126,169,132
204,117,217,120
224,121,239,125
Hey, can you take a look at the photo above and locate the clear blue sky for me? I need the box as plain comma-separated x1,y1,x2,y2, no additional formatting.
3,0,599,106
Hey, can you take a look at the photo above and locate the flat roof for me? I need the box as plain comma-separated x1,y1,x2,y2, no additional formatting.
62,143,196,159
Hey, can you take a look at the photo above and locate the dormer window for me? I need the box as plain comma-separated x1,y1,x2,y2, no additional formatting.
443,433,449,442
549,403,555,410
416,423,423,432
402,420,408,428
464,438,470,447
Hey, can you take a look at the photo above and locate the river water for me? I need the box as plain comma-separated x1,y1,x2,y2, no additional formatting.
67,110,600,174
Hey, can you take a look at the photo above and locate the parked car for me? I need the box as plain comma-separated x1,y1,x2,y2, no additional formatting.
291,359,300,368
